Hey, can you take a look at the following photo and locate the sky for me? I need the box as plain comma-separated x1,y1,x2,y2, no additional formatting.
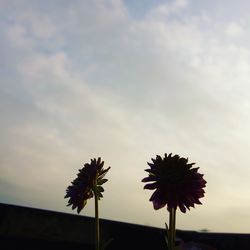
1,0,250,233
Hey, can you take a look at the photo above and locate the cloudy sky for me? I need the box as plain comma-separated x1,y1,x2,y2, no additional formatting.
1,0,250,233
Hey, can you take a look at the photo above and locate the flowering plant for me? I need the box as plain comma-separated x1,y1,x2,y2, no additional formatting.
142,153,206,250
65,157,110,250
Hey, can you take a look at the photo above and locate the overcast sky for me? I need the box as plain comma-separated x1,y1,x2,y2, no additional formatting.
1,0,250,233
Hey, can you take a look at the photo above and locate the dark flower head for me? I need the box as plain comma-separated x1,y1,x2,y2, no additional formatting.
65,157,110,214
142,153,206,213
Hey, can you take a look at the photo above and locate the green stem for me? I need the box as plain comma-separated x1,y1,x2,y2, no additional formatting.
168,208,176,250
94,193,100,250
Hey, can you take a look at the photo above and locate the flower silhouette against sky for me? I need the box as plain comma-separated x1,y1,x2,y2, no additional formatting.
142,153,206,213
65,157,111,214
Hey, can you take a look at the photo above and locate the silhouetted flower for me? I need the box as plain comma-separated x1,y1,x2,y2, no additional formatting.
65,157,110,214
142,153,206,213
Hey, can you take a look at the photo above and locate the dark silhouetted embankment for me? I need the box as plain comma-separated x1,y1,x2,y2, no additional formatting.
0,203,249,249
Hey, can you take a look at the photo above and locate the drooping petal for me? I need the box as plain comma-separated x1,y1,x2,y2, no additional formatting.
150,190,167,210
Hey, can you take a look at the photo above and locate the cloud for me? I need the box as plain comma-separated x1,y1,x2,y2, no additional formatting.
1,0,250,232
225,22,244,38
147,0,188,19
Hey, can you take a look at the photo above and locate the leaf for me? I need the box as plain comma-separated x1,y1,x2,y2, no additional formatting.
97,178,108,185
96,186,104,193
97,192,103,198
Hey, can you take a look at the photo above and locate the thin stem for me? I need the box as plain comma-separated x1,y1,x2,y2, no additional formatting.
94,193,100,250
168,208,176,250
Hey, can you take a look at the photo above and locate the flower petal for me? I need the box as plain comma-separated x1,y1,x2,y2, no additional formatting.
144,182,158,190
141,176,156,182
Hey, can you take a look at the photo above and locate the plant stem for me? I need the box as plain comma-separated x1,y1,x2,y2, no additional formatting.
94,193,100,250
168,208,176,250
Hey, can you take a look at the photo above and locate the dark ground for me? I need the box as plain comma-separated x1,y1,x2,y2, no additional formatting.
0,203,249,250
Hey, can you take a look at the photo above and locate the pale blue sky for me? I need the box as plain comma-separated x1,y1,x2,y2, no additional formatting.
1,0,250,233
